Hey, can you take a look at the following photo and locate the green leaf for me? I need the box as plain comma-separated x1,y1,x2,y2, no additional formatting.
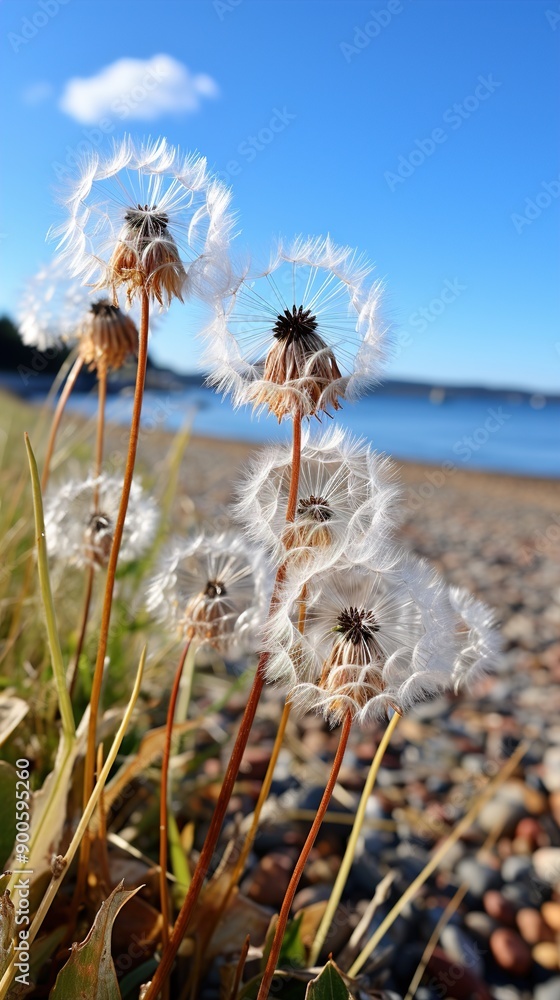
305,960,355,1000
48,882,141,1000
261,913,306,972
0,764,16,870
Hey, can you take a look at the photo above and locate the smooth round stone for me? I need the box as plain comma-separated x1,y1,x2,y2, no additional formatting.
440,925,485,979
534,977,560,1000
502,883,535,910
502,855,534,882
542,900,560,931
516,907,552,945
457,858,501,898
490,928,532,976
542,746,560,792
465,910,499,940
532,941,560,970
550,790,560,828
477,793,526,837
533,848,560,886
484,890,516,926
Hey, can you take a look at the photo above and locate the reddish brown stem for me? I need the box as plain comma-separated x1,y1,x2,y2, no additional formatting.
80,289,150,864
41,354,84,491
159,634,194,953
257,711,353,1000
143,413,304,1000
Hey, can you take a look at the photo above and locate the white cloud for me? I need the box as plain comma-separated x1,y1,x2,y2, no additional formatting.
59,55,219,125
22,81,54,107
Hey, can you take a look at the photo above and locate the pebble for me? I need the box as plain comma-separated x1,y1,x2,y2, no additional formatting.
465,910,499,940
483,890,516,926
502,855,533,882
516,907,553,946
542,900,560,931
489,927,532,976
550,790,560,828
292,883,332,912
534,977,560,1000
532,940,560,970
543,746,560,792
440,925,485,979
456,858,501,898
533,848,560,886
243,851,294,908
426,948,492,1000
476,792,526,837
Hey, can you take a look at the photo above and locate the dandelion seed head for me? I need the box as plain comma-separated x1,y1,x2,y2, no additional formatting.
44,475,157,569
234,425,400,574
146,532,269,657
203,236,389,420
51,136,234,308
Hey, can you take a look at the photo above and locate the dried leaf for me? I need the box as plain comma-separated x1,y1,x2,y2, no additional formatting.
0,696,28,748
0,891,15,979
0,763,16,870
48,882,141,1000
305,960,355,1000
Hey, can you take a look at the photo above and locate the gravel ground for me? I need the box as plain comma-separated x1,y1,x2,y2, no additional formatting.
102,423,560,998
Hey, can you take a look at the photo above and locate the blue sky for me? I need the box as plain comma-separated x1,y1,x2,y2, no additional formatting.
1,0,559,392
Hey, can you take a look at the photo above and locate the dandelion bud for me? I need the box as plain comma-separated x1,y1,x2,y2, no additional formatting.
77,299,138,373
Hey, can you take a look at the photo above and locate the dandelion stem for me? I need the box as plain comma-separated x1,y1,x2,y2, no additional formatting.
143,414,304,1000
348,740,529,977
285,411,302,522
41,354,84,491
310,710,401,965
68,368,107,697
94,365,107,487
159,632,195,956
256,710,353,1000
67,565,95,698
81,288,150,853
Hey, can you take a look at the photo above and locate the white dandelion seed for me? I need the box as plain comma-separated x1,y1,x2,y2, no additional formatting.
146,532,269,657
234,425,400,573
449,586,502,692
264,558,457,726
44,475,158,569
51,135,233,308
202,236,389,421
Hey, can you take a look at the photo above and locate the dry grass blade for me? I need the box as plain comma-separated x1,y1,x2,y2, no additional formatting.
0,646,146,1000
